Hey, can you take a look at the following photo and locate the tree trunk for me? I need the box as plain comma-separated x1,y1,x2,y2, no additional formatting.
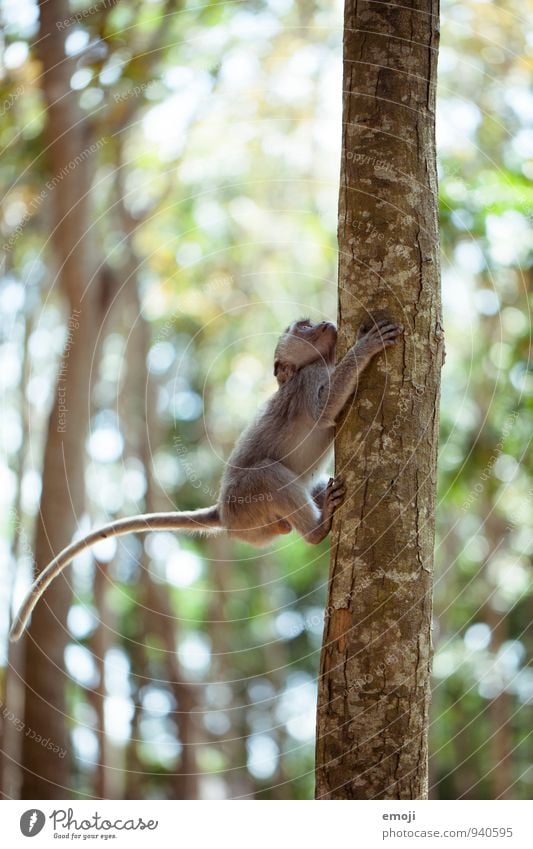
1,312,32,799
88,561,112,800
117,178,200,798
21,0,99,797
315,0,443,799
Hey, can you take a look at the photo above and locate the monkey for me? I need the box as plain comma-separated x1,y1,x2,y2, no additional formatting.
10,316,402,641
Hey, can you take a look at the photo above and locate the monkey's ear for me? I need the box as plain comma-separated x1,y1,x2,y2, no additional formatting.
274,359,296,385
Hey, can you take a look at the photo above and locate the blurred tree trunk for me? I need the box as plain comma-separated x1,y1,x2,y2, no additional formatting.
116,172,200,798
1,310,32,799
315,0,443,799
88,562,112,799
482,509,513,800
135,307,200,800
486,612,513,799
206,536,254,800
21,0,100,797
258,557,290,799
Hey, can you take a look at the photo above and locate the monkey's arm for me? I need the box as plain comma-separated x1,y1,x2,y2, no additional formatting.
10,506,220,642
317,320,402,426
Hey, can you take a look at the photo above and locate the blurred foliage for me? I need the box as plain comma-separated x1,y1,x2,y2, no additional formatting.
0,0,532,799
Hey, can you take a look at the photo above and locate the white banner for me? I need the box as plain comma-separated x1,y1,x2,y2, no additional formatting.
0,800,530,848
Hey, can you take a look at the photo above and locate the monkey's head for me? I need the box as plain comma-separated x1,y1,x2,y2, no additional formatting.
273,318,337,385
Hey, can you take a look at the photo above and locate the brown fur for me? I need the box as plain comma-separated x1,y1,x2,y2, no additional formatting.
10,317,402,640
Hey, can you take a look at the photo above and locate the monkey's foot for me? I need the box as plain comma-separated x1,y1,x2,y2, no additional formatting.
305,477,346,545
273,518,292,535
324,476,346,516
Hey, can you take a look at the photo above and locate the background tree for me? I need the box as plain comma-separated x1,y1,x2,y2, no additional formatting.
20,0,103,798
315,0,443,799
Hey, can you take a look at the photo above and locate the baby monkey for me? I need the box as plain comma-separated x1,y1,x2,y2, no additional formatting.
10,316,402,641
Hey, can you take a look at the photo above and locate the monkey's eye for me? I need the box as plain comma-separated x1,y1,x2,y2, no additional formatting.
296,319,312,330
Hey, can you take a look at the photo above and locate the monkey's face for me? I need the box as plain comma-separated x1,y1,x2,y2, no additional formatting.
274,318,337,383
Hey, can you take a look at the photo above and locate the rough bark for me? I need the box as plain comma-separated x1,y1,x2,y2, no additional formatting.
315,0,443,799
21,0,99,797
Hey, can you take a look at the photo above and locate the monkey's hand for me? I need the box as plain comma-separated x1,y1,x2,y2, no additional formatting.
317,320,402,428
355,318,403,356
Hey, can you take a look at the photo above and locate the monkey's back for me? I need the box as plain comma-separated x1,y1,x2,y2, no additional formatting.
219,361,333,508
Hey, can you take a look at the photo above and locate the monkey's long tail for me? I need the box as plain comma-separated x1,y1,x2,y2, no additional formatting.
10,506,221,642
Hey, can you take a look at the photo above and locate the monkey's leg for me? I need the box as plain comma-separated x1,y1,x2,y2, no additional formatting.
222,466,344,546
274,470,346,545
